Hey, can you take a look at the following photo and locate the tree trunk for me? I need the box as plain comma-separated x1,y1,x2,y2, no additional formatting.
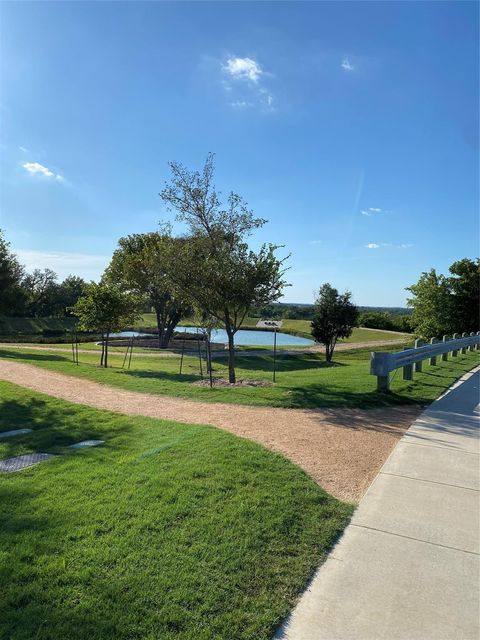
104,331,110,368
226,330,236,383
325,343,332,362
206,331,212,373
100,332,105,367
155,307,164,349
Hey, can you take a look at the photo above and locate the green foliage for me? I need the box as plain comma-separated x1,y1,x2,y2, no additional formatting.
0,230,26,315
358,311,413,333
105,231,191,348
311,284,359,361
160,154,289,382
0,380,352,639
407,259,479,339
71,282,141,366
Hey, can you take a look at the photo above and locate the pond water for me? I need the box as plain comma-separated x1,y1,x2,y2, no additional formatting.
113,328,314,346
176,326,314,347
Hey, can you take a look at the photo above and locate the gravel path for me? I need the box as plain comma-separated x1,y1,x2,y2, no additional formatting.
0,359,420,502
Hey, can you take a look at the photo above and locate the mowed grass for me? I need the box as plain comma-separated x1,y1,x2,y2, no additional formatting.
1,345,478,409
0,381,352,640
138,313,409,342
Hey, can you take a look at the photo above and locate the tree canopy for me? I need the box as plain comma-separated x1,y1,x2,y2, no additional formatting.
406,258,479,338
71,282,141,367
105,231,190,348
311,284,358,362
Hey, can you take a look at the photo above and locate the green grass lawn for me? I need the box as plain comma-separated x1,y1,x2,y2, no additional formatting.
1,345,478,409
0,381,352,640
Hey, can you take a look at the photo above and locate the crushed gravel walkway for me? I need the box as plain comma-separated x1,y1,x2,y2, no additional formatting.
0,359,420,502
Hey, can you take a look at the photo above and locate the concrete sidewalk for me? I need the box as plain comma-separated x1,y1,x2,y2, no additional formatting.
276,368,480,640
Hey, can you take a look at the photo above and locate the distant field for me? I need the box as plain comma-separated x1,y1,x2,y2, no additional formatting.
0,316,76,335
138,314,409,343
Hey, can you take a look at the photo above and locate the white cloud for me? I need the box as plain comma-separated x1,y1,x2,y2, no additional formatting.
365,242,413,250
223,57,262,83
309,240,322,245
361,207,384,216
341,57,354,71
18,146,28,153
22,162,54,177
14,249,109,281
22,161,64,181
221,55,275,112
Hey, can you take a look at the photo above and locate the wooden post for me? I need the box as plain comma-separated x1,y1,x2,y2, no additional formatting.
452,333,458,357
461,332,467,354
403,347,413,380
429,338,437,366
441,335,449,361
477,331,480,350
414,338,423,372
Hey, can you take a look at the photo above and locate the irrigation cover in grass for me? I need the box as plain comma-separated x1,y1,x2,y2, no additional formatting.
0,428,33,439
69,440,105,448
0,453,56,473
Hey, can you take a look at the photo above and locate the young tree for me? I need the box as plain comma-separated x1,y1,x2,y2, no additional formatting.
0,229,25,315
105,232,190,348
311,284,358,362
71,283,141,367
160,154,288,383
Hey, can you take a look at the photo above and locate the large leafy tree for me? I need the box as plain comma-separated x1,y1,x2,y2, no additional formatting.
160,154,288,383
71,282,141,367
406,260,479,338
22,268,59,317
311,284,358,362
448,258,480,333
105,232,190,348
0,229,26,315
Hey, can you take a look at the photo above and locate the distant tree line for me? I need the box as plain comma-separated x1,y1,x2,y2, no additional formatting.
0,231,86,318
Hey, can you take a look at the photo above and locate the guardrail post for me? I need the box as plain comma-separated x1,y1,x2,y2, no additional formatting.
452,333,458,357
414,338,423,372
441,335,449,361
403,348,413,380
377,375,389,392
469,332,475,351
461,332,467,354
429,338,437,365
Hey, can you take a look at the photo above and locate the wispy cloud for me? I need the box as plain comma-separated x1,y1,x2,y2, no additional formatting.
221,55,275,112
341,57,354,71
365,242,413,250
22,161,63,181
229,100,253,109
18,145,28,153
309,240,322,245
361,207,384,216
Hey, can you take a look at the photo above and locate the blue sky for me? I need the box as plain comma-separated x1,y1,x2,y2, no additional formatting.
1,1,478,306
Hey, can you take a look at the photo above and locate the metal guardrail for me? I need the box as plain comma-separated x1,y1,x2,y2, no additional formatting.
371,331,480,392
